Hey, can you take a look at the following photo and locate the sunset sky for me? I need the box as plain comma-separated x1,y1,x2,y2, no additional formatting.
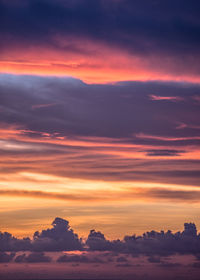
0,0,200,244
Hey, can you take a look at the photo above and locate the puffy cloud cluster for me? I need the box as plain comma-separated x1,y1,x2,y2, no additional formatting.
0,231,31,251
1,218,200,257
87,223,200,256
32,217,82,251
0,218,82,252
86,229,112,251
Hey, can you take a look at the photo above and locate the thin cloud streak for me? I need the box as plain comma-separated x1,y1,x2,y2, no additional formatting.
1,188,200,204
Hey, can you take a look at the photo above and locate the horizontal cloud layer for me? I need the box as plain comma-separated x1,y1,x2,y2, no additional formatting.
1,188,200,203
0,74,199,187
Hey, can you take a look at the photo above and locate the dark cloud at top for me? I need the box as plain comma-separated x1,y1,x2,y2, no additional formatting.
0,0,200,60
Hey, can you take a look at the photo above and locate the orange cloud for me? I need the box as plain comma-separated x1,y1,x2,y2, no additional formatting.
1,187,200,204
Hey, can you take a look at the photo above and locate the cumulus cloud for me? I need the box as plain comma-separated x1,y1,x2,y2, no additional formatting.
0,231,31,251
87,222,200,256
0,217,82,252
32,217,83,251
1,218,200,257
86,229,112,251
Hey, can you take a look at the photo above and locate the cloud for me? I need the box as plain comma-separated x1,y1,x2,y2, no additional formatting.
147,256,161,263
0,1,200,82
31,103,58,110
0,75,199,187
115,263,132,267
1,0,200,56
116,256,128,262
0,218,82,252
158,262,181,268
86,229,112,251
119,222,200,256
0,189,104,202
145,149,185,156
0,252,15,263
2,187,200,204
57,253,104,263
191,262,200,268
149,95,184,102
32,217,83,251
0,231,31,252
1,218,200,257
86,222,200,256
15,252,51,263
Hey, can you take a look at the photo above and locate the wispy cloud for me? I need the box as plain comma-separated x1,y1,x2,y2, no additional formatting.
1,187,200,204
149,95,184,102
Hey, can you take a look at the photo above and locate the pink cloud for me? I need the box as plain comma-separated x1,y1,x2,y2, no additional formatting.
149,95,184,101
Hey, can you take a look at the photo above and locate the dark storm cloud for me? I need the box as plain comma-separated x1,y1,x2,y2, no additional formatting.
0,0,200,59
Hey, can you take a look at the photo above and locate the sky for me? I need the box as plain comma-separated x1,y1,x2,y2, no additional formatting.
0,0,200,278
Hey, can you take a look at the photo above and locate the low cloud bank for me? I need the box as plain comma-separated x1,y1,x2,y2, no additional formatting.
1,217,200,256
0,217,82,252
